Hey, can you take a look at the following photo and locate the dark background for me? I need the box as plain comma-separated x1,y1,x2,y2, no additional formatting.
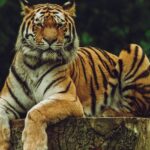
0,0,150,89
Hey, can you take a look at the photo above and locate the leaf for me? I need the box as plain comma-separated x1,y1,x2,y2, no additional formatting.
145,30,150,38
140,41,150,57
81,32,93,45
0,0,7,7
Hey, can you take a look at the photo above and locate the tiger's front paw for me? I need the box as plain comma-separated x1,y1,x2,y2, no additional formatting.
22,120,48,150
0,112,10,150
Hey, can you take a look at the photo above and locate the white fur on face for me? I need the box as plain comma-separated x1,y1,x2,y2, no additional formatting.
53,11,66,25
16,6,79,64
34,11,45,25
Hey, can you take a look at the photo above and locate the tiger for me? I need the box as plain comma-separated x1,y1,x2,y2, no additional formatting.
0,0,149,150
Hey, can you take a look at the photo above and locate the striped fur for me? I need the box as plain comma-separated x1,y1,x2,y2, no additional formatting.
103,44,150,117
0,1,149,150
0,47,118,118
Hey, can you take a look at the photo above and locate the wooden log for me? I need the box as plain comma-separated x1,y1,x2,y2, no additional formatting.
10,117,150,150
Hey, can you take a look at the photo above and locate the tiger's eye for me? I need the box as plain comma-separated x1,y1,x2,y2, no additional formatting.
36,23,43,28
57,23,64,28
35,18,39,22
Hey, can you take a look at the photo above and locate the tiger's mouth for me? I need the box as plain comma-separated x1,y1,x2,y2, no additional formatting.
42,47,57,52
43,46,63,52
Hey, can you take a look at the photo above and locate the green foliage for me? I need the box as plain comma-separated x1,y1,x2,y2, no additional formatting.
0,0,7,7
81,32,93,46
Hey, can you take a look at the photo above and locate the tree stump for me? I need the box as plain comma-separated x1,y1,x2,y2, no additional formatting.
10,117,150,150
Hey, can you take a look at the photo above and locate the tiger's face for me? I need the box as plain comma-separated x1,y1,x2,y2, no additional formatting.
16,1,79,64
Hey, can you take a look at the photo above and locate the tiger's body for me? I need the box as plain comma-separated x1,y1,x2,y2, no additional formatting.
0,0,149,150
1,47,117,119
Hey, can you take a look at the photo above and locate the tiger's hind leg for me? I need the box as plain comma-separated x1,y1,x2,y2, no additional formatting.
102,44,150,117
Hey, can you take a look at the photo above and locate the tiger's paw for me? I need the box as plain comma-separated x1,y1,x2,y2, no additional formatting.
22,119,48,150
0,112,10,150
102,107,133,117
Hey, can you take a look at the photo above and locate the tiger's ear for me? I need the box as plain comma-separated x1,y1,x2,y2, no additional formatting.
63,0,76,17
20,0,33,15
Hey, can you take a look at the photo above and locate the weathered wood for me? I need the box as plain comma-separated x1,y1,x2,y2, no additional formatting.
10,117,150,150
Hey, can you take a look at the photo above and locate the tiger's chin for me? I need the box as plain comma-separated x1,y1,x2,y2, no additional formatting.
21,45,77,67
41,48,77,64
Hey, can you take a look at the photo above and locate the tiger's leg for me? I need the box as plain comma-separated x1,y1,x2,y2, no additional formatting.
103,44,150,117
0,100,19,150
22,93,84,150
0,82,21,150
0,108,10,150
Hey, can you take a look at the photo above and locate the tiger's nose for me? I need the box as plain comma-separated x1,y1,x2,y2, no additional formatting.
43,38,57,45
43,27,57,44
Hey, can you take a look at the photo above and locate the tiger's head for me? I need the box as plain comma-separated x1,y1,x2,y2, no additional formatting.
16,0,79,65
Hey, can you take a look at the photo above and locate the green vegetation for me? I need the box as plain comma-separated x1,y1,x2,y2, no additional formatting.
0,0,150,88
0,0,7,7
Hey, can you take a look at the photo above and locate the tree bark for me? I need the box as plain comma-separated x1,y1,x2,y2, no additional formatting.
10,117,150,150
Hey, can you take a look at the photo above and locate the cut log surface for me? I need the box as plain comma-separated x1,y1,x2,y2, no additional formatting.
10,117,150,150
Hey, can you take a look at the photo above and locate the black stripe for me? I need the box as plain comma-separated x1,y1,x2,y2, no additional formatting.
98,48,116,66
71,62,78,83
122,104,133,113
78,54,88,83
66,15,74,25
6,82,26,111
53,77,67,87
10,65,32,98
44,76,66,94
5,104,19,119
125,95,146,110
72,24,76,42
131,66,150,82
122,84,138,92
111,69,119,78
82,48,99,90
25,21,31,39
73,70,78,83
108,82,118,97
25,12,35,22
122,83,150,94
125,52,145,81
10,65,34,101
54,69,66,76
87,48,115,78
21,22,26,36
58,81,72,93
90,77,96,115
124,95,147,116
67,23,72,44
118,60,123,95
36,63,63,88
104,92,108,105
0,97,20,118
124,46,138,80
70,63,75,77
98,65,107,89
